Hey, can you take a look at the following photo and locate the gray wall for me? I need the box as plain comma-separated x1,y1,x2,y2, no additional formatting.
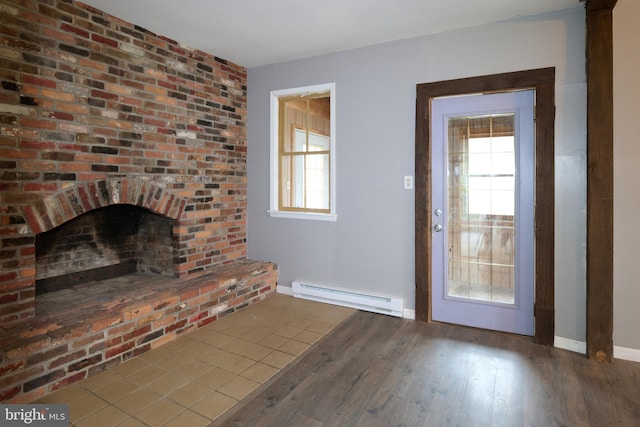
614,0,640,352
248,8,589,344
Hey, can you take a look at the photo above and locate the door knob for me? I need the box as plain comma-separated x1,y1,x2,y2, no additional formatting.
433,224,443,232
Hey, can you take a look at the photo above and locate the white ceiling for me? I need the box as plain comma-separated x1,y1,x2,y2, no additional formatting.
80,0,581,68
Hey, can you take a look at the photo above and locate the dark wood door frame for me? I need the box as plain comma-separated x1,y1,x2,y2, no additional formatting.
416,0,618,354
586,0,617,362
415,68,556,345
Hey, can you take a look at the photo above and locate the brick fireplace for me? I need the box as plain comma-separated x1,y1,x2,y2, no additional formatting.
0,1,276,402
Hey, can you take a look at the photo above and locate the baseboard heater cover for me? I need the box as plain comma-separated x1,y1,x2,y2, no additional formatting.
292,281,403,317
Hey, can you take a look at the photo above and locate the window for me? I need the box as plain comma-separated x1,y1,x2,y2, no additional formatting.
270,83,336,220
448,114,515,219
467,134,515,216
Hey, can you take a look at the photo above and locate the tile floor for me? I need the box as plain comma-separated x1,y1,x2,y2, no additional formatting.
36,294,355,427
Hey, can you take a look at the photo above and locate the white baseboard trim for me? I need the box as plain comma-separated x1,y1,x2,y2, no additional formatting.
403,309,416,320
276,285,293,296
614,345,640,362
553,338,640,362
554,336,586,354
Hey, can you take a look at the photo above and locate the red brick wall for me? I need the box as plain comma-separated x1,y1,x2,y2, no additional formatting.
0,0,249,323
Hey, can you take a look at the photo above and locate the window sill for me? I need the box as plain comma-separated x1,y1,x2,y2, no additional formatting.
268,210,337,222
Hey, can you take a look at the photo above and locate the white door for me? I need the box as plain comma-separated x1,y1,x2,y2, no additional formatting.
431,90,534,336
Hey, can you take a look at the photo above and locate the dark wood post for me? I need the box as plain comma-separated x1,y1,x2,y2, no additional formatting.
586,0,617,363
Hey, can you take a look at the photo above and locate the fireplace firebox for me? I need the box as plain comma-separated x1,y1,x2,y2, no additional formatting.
36,205,175,295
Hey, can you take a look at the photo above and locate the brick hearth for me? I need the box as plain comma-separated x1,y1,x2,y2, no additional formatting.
0,260,276,403
0,0,277,402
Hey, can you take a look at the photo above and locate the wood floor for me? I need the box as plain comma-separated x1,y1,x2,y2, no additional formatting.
212,310,640,427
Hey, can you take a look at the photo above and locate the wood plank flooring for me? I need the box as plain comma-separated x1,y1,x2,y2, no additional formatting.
212,311,640,427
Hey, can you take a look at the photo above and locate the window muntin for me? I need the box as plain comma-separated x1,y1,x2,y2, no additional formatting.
270,84,336,220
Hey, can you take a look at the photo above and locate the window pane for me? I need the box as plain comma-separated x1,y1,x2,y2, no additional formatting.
308,132,329,151
280,154,304,208
294,128,306,151
492,176,514,191
491,152,515,174
305,153,329,209
294,155,305,208
282,98,306,152
308,96,330,137
295,129,330,152
469,137,491,153
466,132,515,216
469,176,491,191
492,190,514,216
492,136,514,152
469,191,491,215
468,153,491,175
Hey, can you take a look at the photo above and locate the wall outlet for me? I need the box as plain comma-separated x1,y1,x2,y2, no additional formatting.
404,175,414,189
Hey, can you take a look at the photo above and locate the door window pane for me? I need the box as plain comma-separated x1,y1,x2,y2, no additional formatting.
447,114,516,304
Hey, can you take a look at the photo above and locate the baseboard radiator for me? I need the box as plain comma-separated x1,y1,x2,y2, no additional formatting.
292,281,403,317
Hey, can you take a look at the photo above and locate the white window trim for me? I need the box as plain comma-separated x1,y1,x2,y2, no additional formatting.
269,83,337,221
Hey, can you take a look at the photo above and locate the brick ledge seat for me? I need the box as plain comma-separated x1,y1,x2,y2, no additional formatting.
0,259,277,403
